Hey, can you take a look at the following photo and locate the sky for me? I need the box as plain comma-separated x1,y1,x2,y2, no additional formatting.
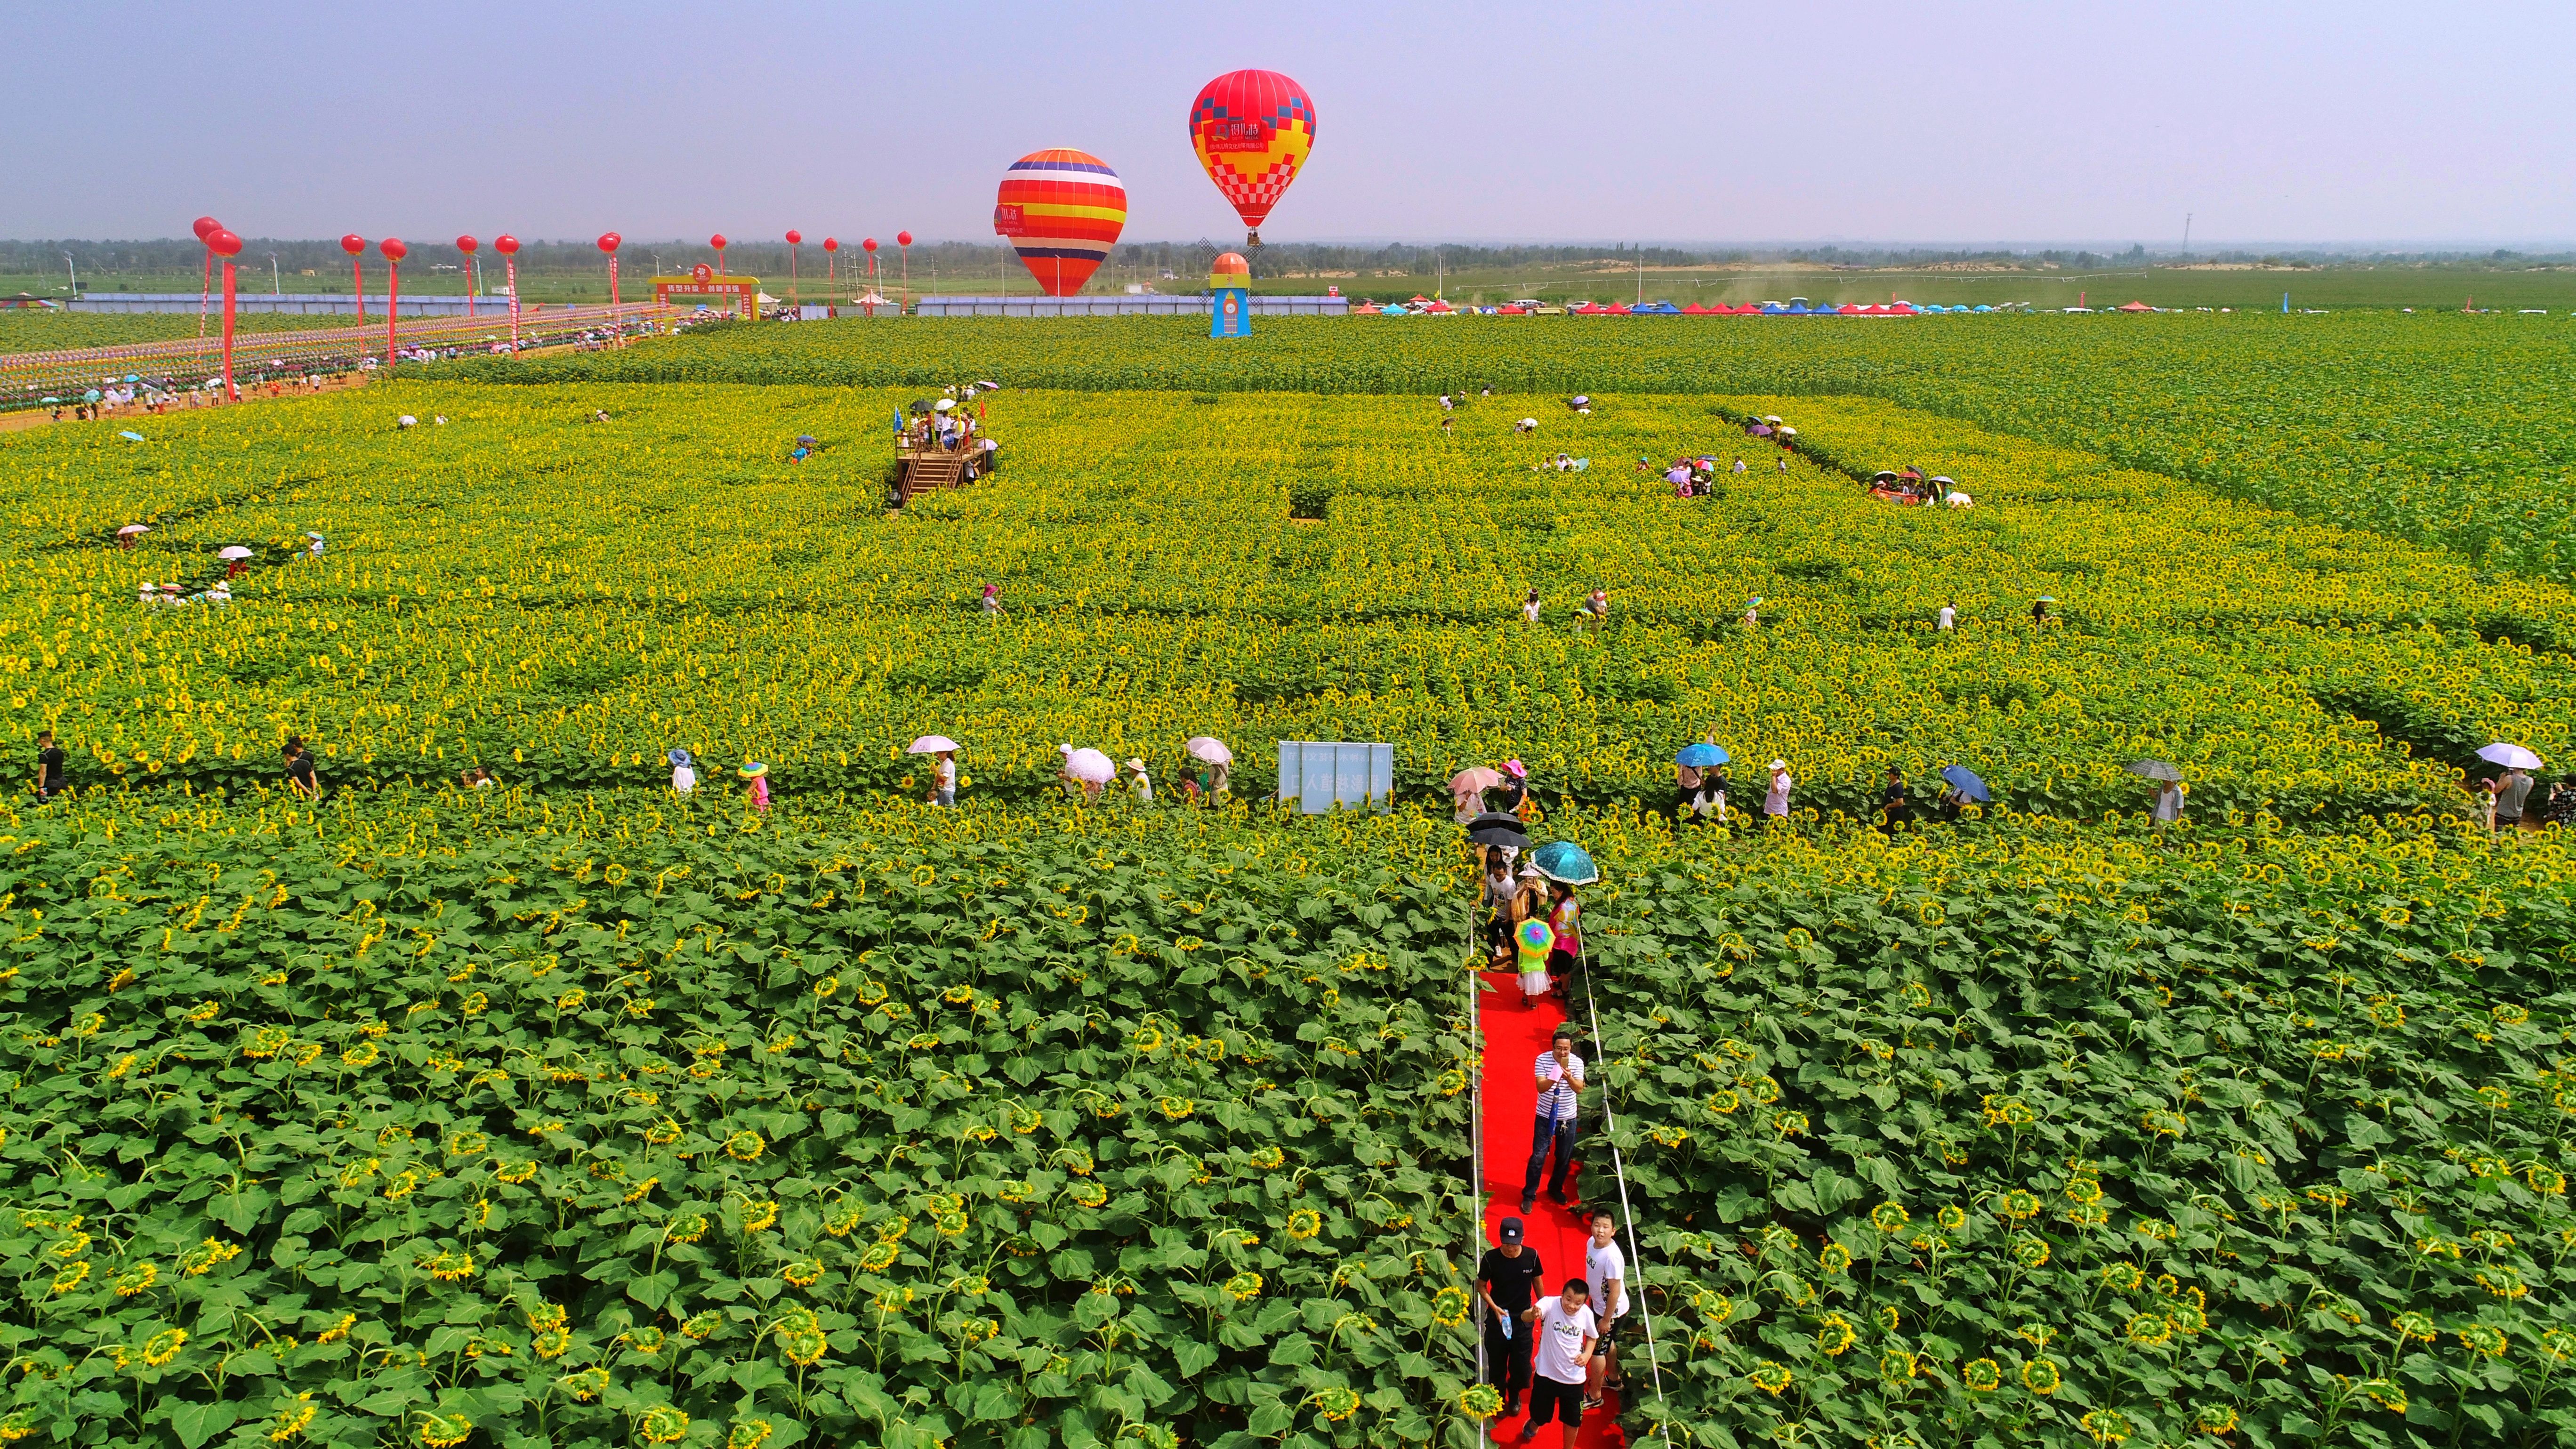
6,0,2571,247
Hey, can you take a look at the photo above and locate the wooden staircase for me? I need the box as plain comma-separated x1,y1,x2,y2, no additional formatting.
893,446,973,506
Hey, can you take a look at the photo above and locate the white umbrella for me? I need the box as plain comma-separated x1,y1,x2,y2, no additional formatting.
117,524,151,537
1520,418,1538,428
933,399,955,412
1185,737,1233,765
1777,427,1798,436
217,546,253,560
907,735,961,755
1061,746,1115,784
1763,415,1783,424
2479,743,2544,770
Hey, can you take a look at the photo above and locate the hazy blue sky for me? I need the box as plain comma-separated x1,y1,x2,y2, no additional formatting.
7,0,2569,245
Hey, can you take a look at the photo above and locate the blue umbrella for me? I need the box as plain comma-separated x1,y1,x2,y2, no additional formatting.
1939,765,1990,803
1530,841,1599,886
1677,743,1731,767
118,431,144,443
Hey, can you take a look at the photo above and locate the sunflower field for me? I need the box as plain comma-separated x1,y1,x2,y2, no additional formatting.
0,381,2565,823
2,335,2575,1449
434,313,2576,580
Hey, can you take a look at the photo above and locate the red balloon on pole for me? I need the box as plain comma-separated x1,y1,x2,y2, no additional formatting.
380,239,406,371
785,229,802,246
455,237,480,315
710,234,727,252
823,237,838,252
208,230,243,258
340,234,365,256
194,216,222,242
897,231,913,247
862,238,877,253
496,236,522,353
597,233,621,253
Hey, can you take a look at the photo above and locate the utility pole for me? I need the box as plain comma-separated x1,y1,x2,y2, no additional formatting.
2181,213,2192,261
1636,245,1643,306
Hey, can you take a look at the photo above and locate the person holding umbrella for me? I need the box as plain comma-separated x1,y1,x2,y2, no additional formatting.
2128,760,2184,826
1450,765,1502,823
668,748,698,796
1531,841,1596,999
1937,764,1989,820
218,545,253,578
1185,737,1232,801
1494,759,1530,818
1058,744,1113,803
740,761,771,813
2479,744,2543,832
909,735,963,806
1675,743,1729,823
2032,596,2056,627
1470,808,1532,877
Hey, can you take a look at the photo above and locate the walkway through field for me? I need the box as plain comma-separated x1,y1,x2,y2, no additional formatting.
1479,967,1626,1448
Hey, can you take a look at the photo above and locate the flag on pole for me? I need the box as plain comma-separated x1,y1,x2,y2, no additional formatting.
892,409,905,436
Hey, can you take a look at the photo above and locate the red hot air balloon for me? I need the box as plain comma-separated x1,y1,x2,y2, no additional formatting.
862,238,877,253
208,230,243,258
495,235,518,255
597,233,621,253
786,229,802,246
710,234,727,259
897,231,912,247
823,237,837,252
456,235,478,254
194,217,223,242
1188,70,1317,247
340,234,366,256
379,238,408,262
994,149,1126,296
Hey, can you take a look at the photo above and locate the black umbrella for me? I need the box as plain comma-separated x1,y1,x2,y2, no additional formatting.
1467,812,1530,848
2126,760,2182,783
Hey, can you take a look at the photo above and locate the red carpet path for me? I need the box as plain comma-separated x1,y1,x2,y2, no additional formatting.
1479,969,1627,1447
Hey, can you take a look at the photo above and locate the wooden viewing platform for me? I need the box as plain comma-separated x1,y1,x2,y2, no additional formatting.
891,423,997,506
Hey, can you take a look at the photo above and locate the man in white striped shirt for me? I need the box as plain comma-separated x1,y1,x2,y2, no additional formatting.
1522,1027,1584,1215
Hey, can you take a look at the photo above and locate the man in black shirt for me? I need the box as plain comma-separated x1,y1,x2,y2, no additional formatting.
284,741,320,799
1479,1216,1546,1418
1879,767,1907,837
33,731,65,802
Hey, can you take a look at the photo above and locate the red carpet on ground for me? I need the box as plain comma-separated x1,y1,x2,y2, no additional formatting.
1477,968,1626,1448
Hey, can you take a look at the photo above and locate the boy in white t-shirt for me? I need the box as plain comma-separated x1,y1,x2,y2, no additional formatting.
1518,1279,1596,1446
1582,1210,1628,1410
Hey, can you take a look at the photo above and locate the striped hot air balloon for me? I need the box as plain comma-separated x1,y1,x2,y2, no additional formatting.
993,148,1126,297
1189,70,1316,247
